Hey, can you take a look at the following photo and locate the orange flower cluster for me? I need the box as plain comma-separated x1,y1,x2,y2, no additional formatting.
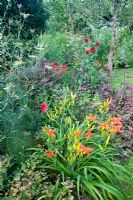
79,144,94,156
100,117,123,134
45,150,55,158
109,117,123,133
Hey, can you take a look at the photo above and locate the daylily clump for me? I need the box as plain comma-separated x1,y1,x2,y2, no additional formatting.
40,93,123,162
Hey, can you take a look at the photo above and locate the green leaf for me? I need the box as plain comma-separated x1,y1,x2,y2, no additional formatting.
92,182,123,200
77,175,81,199
81,178,99,200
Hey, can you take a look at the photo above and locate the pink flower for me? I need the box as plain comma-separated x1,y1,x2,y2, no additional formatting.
95,41,100,46
40,102,48,112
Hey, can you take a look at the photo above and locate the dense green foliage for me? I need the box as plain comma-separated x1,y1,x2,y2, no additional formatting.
0,0,49,38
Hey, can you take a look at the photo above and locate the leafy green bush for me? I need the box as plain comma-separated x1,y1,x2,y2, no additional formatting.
91,27,111,65
0,0,49,39
0,15,45,159
116,27,133,68
38,32,69,65
0,68,40,159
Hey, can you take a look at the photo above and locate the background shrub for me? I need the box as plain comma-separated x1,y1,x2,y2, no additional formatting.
0,0,49,39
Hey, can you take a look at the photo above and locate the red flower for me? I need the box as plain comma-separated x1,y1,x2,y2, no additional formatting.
95,41,100,46
85,50,90,55
52,62,59,69
60,64,68,70
45,150,55,158
84,38,89,43
90,47,96,53
40,102,48,112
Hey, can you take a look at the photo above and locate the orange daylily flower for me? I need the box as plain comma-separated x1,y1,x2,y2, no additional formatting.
100,122,109,130
45,150,55,158
80,144,94,156
88,114,97,122
76,129,81,137
84,130,93,139
100,117,123,134
110,117,123,125
47,129,56,137
110,125,123,133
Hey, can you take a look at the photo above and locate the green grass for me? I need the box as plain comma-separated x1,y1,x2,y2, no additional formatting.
112,68,133,89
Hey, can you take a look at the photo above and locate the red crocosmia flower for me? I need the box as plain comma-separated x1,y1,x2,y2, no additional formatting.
52,62,59,69
95,41,100,46
84,38,89,43
60,64,68,70
85,50,90,55
45,150,55,158
40,102,48,112
90,47,96,53
84,130,93,139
